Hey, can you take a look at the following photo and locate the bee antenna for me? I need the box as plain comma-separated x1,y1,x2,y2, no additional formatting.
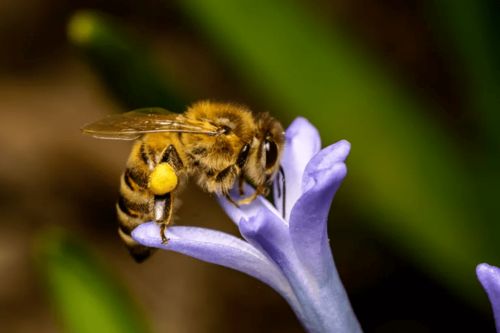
278,165,286,219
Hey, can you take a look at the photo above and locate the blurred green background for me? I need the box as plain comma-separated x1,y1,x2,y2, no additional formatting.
0,0,498,332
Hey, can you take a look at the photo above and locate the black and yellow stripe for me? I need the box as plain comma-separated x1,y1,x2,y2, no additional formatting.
116,137,185,262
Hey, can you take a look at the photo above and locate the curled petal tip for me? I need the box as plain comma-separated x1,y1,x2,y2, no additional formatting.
476,263,500,287
477,263,490,274
335,139,351,157
131,222,155,240
306,162,347,189
303,140,350,192
312,140,350,170
476,263,500,333
285,118,321,152
288,117,314,129
279,117,322,219
132,222,166,248
477,263,500,287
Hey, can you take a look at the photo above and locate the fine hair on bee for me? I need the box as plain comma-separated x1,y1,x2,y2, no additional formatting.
82,100,285,262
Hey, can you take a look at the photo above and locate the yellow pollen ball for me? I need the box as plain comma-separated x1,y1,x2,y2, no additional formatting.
149,163,178,195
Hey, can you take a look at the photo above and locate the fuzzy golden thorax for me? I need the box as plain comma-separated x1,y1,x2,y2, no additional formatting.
182,101,284,194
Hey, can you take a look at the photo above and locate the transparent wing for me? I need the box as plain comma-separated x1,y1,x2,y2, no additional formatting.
81,108,221,140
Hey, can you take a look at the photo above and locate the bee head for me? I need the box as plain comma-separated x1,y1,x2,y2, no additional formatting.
244,113,285,187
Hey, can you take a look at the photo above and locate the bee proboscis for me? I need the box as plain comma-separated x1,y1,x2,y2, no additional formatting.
82,101,285,262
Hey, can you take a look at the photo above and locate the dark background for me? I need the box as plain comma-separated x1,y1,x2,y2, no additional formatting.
0,1,498,332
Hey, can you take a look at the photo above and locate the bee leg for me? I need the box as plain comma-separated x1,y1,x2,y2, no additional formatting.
278,166,286,219
238,176,246,196
237,185,268,206
160,144,184,170
154,192,174,244
224,192,240,208
160,223,168,244
235,143,250,196
151,145,183,244
214,164,239,199
236,191,259,205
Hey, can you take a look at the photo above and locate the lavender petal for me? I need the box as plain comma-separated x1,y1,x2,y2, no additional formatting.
238,210,319,331
289,140,350,283
239,209,361,333
274,117,321,221
477,263,500,332
132,223,294,301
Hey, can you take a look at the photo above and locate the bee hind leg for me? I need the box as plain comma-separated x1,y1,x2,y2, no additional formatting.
159,223,169,244
151,144,183,244
154,192,174,244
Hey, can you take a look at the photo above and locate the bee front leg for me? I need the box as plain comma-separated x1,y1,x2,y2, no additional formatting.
236,185,268,206
236,191,259,206
213,165,241,207
238,176,246,196
224,192,240,208
235,144,250,196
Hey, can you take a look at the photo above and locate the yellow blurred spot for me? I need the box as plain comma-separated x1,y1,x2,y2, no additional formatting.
67,11,95,45
149,163,178,195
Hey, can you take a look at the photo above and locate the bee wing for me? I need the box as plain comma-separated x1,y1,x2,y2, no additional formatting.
81,108,221,140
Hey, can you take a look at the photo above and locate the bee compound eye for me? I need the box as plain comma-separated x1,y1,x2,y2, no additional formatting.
264,139,278,169
221,125,232,134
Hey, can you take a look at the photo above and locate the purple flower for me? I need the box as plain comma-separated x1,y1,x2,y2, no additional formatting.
132,118,362,333
477,263,500,332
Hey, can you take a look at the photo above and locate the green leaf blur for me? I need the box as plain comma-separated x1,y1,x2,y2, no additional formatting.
68,10,186,112
35,230,150,333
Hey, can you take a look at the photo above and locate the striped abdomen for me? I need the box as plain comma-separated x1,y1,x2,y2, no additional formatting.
117,138,181,262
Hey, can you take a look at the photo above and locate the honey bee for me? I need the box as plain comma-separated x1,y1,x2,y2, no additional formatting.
82,101,285,262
